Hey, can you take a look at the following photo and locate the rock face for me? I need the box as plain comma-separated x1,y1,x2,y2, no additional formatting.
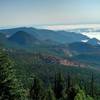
41,55,85,67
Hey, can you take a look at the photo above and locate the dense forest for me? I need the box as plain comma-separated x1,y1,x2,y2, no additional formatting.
0,49,100,100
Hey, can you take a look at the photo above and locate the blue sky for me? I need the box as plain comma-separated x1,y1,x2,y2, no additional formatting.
0,0,100,27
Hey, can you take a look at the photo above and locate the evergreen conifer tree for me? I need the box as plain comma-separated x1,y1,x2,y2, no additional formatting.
30,76,44,100
44,86,56,100
54,72,65,99
0,51,26,100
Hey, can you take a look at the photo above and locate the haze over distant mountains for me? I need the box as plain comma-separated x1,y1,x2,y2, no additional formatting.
0,27,89,44
39,24,100,40
0,25,100,46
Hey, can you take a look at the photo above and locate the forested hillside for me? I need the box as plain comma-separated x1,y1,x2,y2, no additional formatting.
0,49,100,100
0,28,100,100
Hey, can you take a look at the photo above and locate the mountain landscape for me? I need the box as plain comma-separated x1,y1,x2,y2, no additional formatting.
1,27,100,67
0,0,100,100
0,26,100,100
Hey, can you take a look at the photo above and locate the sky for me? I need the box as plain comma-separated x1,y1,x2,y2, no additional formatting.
0,0,100,27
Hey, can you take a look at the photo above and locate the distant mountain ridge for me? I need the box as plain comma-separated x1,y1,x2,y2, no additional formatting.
0,27,100,70
0,27,89,44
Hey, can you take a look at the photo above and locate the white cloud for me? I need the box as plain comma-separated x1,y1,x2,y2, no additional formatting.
39,24,100,40
82,32,100,40
40,24,100,30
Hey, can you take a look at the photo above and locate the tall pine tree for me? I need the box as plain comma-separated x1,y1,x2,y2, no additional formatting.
90,73,94,97
44,86,56,100
54,72,65,99
0,50,26,100
30,76,44,100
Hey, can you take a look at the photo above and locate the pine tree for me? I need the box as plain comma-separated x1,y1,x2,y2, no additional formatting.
54,72,65,99
67,73,71,89
30,76,44,100
74,90,94,100
90,73,94,97
67,86,78,100
44,86,56,100
74,90,86,100
66,72,71,92
0,50,26,100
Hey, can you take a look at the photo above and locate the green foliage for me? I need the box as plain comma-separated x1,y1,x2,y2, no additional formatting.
29,73,94,100
74,90,86,100
67,86,79,100
30,76,44,100
0,49,99,100
44,86,56,100
0,51,26,100
86,95,94,100
54,73,65,99
74,90,94,100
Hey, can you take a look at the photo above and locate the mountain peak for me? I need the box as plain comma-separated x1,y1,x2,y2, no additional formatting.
8,31,37,45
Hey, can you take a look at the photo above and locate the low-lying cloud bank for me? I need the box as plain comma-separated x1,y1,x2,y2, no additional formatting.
38,24,100,40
